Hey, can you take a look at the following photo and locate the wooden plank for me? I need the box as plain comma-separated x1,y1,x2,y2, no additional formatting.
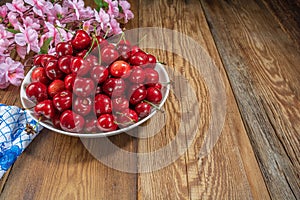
137,0,269,199
201,0,300,199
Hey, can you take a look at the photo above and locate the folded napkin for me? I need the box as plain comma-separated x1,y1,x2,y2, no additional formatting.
0,104,43,178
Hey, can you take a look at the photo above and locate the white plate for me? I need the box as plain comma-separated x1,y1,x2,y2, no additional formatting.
20,63,170,138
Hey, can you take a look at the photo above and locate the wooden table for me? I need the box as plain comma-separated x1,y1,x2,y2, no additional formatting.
0,0,299,199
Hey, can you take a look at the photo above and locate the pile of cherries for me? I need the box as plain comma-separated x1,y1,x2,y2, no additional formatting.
25,30,164,133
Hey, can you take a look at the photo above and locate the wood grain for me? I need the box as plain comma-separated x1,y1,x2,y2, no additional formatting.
201,0,300,199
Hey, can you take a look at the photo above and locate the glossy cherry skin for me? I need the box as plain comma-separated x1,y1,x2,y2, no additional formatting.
76,49,88,58
112,96,129,113
135,102,151,118
58,55,73,74
146,54,157,68
73,77,95,97
91,65,109,84
40,55,57,68
129,68,145,84
70,57,91,76
129,86,147,105
115,109,138,128
92,35,108,49
84,117,99,133
126,84,145,99
31,67,50,85
146,87,162,104
85,55,99,66
117,41,131,60
33,54,45,67
101,46,119,64
26,82,48,102
143,68,159,86
47,79,65,98
152,82,162,90
60,110,85,132
109,60,131,78
73,96,93,116
53,90,72,112
102,78,126,97
56,41,73,57
129,45,141,57
129,51,148,66
97,114,118,132
71,30,91,50
34,99,55,119
45,60,64,80
64,73,76,91
94,94,112,116
52,114,61,129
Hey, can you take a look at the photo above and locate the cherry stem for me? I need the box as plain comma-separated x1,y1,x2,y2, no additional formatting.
83,37,96,59
32,116,42,132
116,32,125,46
103,28,110,39
158,61,167,65
55,25,74,35
143,100,164,113
136,34,147,45
115,112,137,124
55,25,65,41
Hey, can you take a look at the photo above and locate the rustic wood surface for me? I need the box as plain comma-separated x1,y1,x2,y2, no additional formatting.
0,0,299,199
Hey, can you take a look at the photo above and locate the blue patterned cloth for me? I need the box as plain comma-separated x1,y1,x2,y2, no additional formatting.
0,104,43,178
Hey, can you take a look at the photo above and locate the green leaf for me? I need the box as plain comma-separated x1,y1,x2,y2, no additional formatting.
39,37,53,54
118,5,123,13
94,0,109,10
5,28,21,34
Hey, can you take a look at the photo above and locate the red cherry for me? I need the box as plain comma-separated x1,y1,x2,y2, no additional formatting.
64,73,76,91
53,90,72,112
84,117,99,133
45,60,64,80
73,96,93,116
109,60,131,78
52,114,61,129
48,79,65,98
112,96,129,113
129,68,145,84
34,99,55,119
71,30,91,50
102,78,126,97
31,67,50,85
129,51,148,66
143,68,159,86
92,35,108,49
70,57,91,76
152,82,162,90
94,94,112,116
40,55,57,68
97,114,118,132
85,55,99,66
58,55,73,74
126,84,145,99
91,65,109,84
101,46,119,64
146,87,162,104
115,109,138,128
146,54,157,68
60,110,85,132
129,86,147,105
33,54,44,67
135,102,151,118
26,82,48,102
76,49,88,58
73,77,95,97
56,41,73,57
117,41,131,60
129,46,141,57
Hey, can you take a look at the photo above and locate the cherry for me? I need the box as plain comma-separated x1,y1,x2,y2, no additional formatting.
64,73,76,91
102,78,126,97
146,87,162,104
31,67,50,85
73,96,92,116
85,55,99,66
126,84,145,99
84,117,99,133
117,41,131,60
101,46,119,64
112,96,129,113
135,102,151,118
115,109,138,128
45,60,64,80
146,54,157,68
91,65,109,84
34,99,56,119
129,51,148,66
40,55,57,68
26,82,48,102
129,68,145,84
143,68,159,86
97,114,118,132
33,54,44,67
94,94,112,116
58,55,73,74
129,86,147,105
71,30,91,50
129,46,141,57
52,114,61,129
53,90,72,112
73,77,95,97
60,110,85,132
48,79,65,98
92,35,108,49
109,60,131,78
152,82,162,90
76,49,88,58
56,41,73,57
96,85,102,94
70,57,91,76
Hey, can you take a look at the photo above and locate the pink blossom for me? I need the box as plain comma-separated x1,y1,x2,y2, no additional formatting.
7,12,20,29
0,5,8,18
94,8,110,30
65,0,85,20
14,26,40,57
22,16,40,30
109,18,122,35
0,25,13,56
24,0,53,17
47,3,68,23
0,57,24,89
119,1,134,23
105,0,119,18
43,21,69,47
6,0,28,15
